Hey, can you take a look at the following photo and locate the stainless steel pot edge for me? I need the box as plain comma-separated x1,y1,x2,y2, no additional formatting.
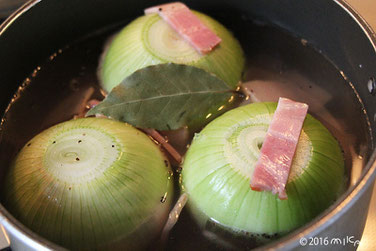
0,0,40,36
0,219,52,251
336,0,376,53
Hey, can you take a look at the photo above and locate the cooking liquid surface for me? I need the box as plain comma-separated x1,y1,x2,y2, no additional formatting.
0,21,372,250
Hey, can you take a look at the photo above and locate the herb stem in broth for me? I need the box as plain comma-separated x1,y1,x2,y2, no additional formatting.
159,193,189,247
143,128,183,164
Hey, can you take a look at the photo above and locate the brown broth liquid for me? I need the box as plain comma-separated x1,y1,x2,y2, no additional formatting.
0,20,372,250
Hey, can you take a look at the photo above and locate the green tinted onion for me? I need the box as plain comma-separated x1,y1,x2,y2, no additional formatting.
2,117,173,250
99,11,244,92
181,102,344,238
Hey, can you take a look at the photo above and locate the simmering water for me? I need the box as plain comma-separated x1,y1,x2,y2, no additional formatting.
0,18,372,250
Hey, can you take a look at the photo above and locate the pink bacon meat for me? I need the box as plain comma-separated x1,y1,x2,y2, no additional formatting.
144,2,221,54
250,98,309,199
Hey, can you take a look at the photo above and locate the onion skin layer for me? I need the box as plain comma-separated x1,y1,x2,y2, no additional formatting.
181,102,344,237
99,11,244,93
1,118,173,250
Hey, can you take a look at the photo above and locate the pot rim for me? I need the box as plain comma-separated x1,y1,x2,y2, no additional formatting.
0,0,375,250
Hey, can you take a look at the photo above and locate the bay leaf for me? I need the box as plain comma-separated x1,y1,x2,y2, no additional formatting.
87,63,235,130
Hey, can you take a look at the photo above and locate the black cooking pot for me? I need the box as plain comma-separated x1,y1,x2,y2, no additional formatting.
0,0,375,250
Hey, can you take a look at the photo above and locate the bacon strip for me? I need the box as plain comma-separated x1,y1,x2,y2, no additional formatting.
144,2,221,54
250,98,308,199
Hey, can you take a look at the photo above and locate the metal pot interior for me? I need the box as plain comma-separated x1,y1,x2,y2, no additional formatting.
0,0,375,250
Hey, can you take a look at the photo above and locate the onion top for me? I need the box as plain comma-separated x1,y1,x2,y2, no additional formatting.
181,102,344,236
99,11,245,92
1,118,173,250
